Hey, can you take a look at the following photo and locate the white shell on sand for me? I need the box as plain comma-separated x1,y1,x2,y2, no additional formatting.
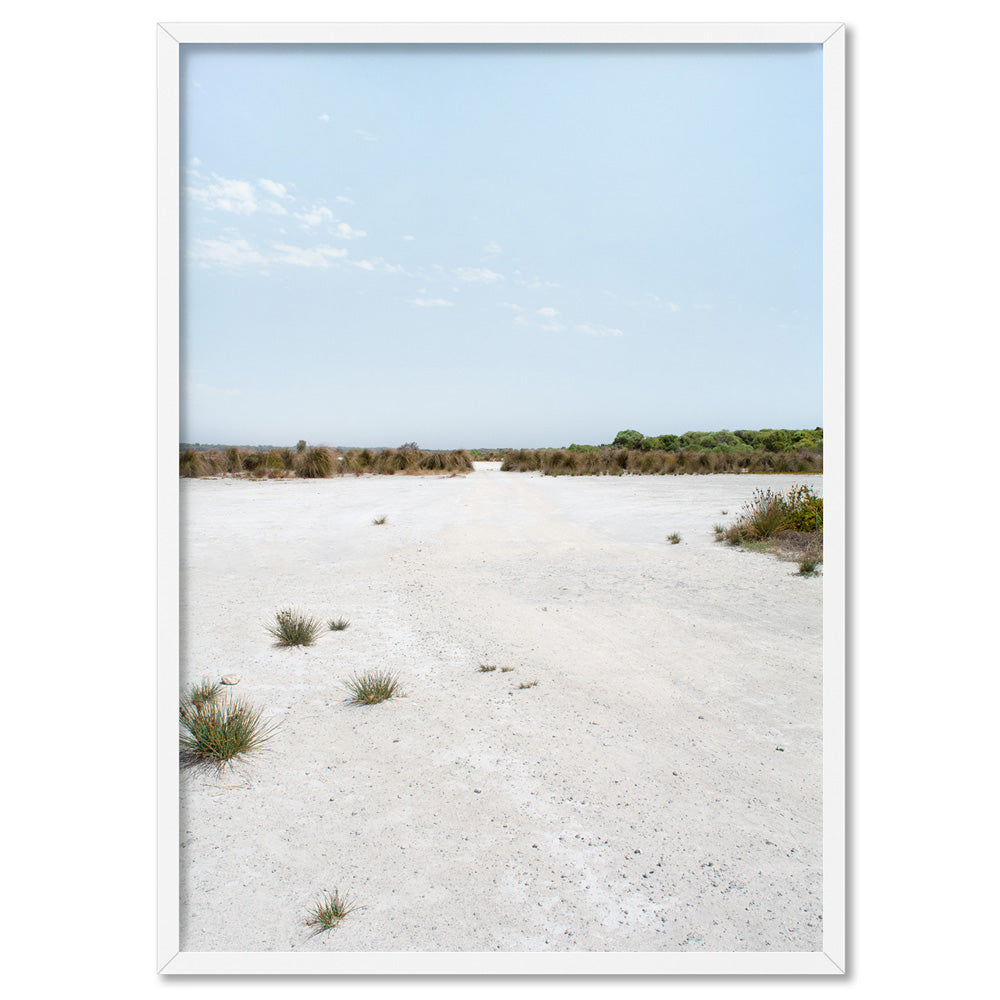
220,673,241,685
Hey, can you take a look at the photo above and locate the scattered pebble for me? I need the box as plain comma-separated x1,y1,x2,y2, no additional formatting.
220,673,241,685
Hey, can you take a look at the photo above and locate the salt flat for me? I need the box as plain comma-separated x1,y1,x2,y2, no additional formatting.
179,464,823,952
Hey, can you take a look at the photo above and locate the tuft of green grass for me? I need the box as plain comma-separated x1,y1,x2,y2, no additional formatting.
372,515,388,525
667,532,681,545
307,889,360,931
477,664,497,672
186,678,221,707
179,694,277,769
517,680,539,689
713,523,725,540
266,608,324,647
328,617,351,631
344,669,404,705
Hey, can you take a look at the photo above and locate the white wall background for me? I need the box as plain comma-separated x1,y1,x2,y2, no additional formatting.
5,2,995,997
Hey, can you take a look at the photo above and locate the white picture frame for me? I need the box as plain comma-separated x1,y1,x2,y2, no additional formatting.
158,20,846,975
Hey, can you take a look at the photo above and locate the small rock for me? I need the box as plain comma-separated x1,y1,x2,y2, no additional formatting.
220,673,241,685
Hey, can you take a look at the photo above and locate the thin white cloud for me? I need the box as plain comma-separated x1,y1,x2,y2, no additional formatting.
294,206,334,227
318,113,330,123
271,243,348,268
351,257,407,274
537,307,559,318
189,237,267,269
186,174,259,215
258,178,291,200
499,302,523,311
516,277,560,289
409,297,454,307
189,157,201,168
455,266,503,284
335,222,366,239
336,195,355,204
576,323,623,338
402,235,415,241
483,240,502,255
516,314,565,333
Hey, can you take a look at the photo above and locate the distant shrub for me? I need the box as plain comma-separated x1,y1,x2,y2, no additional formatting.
372,515,387,525
328,617,350,631
296,440,307,453
782,484,824,532
179,450,206,478
300,446,334,478
667,532,681,545
517,680,539,689
613,429,645,449
477,664,497,672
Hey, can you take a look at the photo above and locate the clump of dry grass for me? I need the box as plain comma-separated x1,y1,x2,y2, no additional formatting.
307,889,361,931
344,669,404,705
300,446,335,478
186,678,221,707
266,608,324,647
179,694,277,769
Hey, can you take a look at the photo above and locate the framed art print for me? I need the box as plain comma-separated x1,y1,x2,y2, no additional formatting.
158,21,845,975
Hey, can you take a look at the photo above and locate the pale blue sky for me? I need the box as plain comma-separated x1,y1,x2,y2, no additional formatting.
181,44,822,448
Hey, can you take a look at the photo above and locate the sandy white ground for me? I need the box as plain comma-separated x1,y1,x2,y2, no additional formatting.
179,464,823,953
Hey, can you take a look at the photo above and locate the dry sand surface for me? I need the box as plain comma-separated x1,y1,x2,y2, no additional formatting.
179,463,823,953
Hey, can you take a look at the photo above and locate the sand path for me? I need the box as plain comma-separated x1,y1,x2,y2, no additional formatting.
179,465,823,952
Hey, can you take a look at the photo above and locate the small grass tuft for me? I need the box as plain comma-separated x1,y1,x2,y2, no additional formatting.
187,678,222,707
307,889,360,931
266,608,324,647
517,680,539,689
372,515,387,525
713,523,725,540
667,532,681,545
179,694,277,769
501,666,514,673
328,617,351,631
477,664,497,672
344,669,404,705
796,550,823,577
